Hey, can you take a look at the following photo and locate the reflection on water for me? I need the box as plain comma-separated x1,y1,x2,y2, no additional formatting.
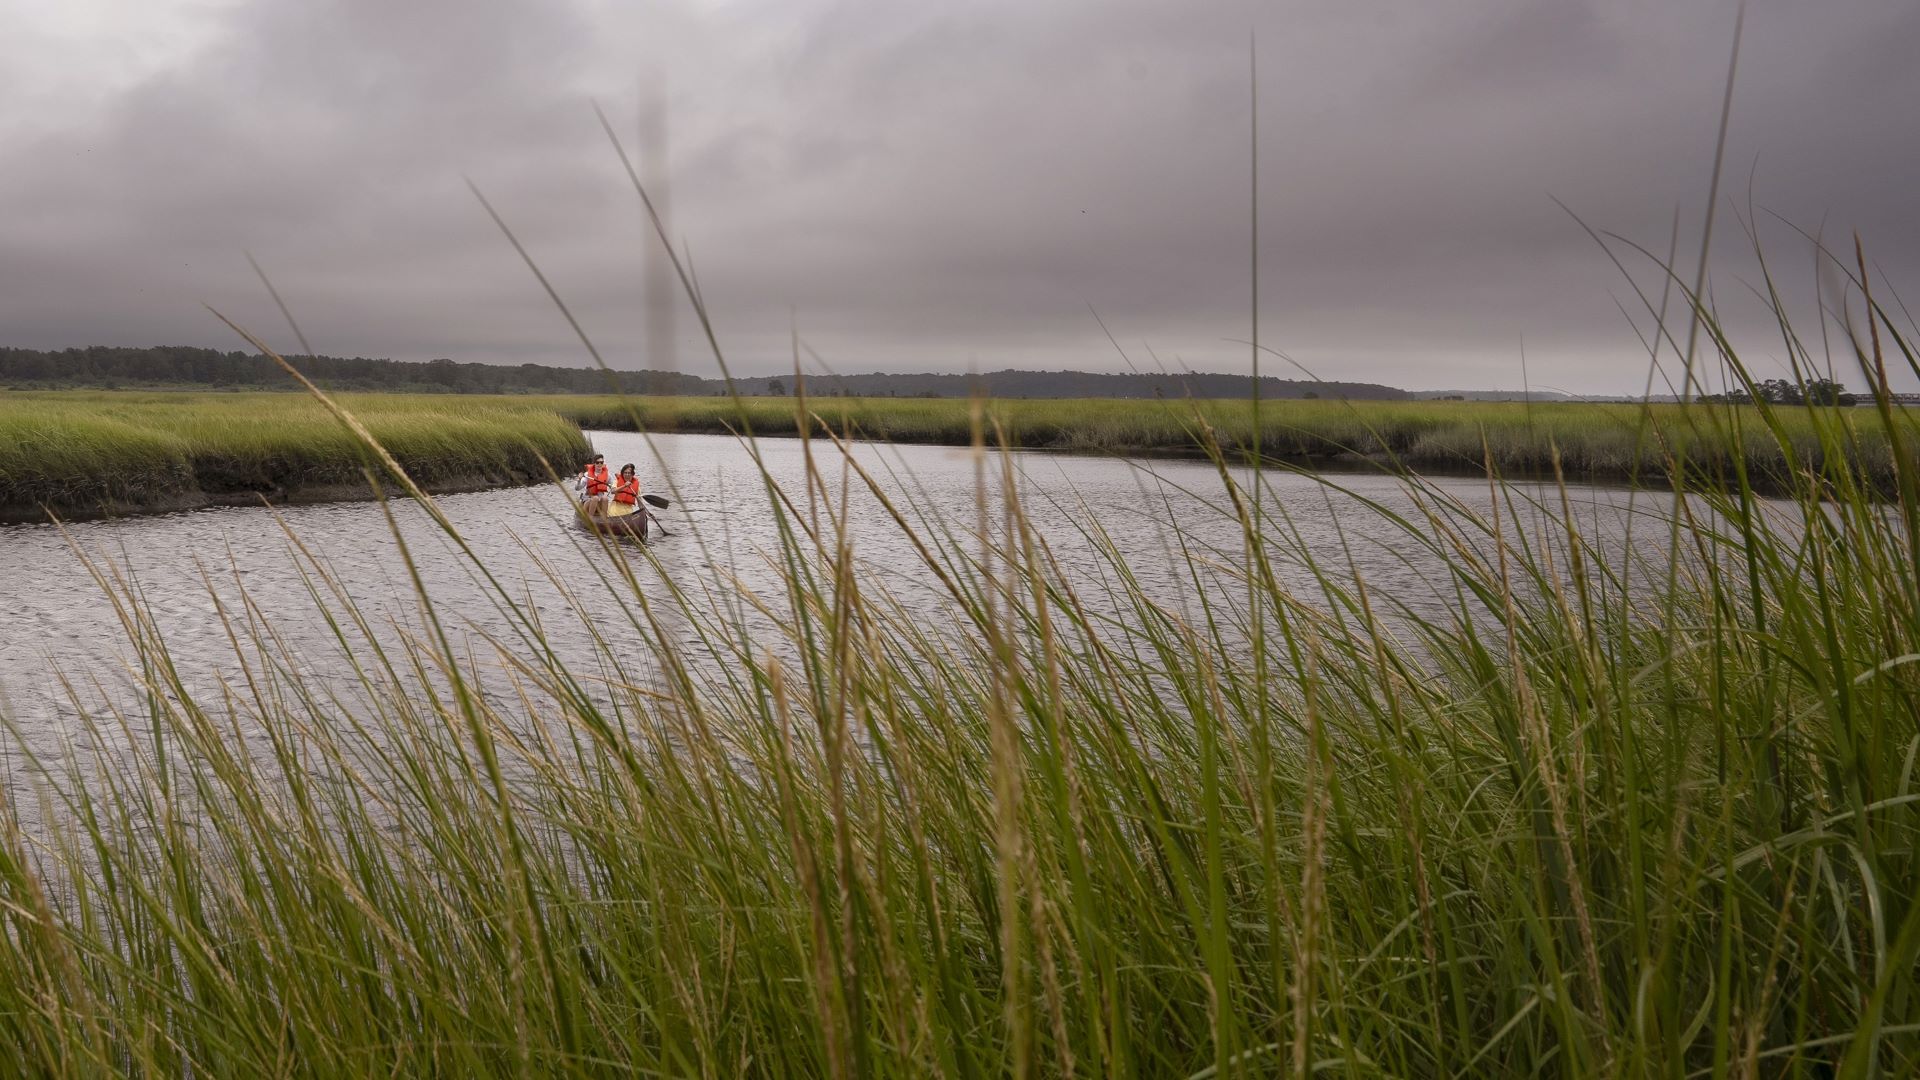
1,430,1689,812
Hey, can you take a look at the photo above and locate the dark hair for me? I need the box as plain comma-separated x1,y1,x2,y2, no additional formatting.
619,463,636,476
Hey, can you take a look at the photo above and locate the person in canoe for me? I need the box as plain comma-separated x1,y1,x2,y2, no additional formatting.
577,454,612,513
608,464,642,517
574,460,665,538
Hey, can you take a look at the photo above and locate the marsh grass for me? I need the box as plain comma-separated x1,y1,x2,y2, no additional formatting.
2,235,1919,1076
0,391,590,520
547,394,1903,493
3,386,1900,525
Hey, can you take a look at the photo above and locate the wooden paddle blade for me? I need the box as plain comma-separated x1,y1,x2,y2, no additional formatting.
643,494,670,509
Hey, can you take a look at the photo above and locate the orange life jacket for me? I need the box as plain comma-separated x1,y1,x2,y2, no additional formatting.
612,475,640,506
584,463,610,496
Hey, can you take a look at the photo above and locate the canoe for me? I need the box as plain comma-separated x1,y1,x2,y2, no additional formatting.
574,497,649,539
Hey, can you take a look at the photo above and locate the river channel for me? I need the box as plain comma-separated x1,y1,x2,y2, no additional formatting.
1,430,1690,827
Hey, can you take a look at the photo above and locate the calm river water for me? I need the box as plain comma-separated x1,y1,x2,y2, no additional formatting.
1,430,1682,817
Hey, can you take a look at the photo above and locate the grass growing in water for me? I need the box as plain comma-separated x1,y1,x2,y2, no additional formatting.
2,260,1920,1077
0,391,591,520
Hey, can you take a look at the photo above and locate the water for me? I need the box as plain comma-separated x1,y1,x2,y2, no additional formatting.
0,430,1686,814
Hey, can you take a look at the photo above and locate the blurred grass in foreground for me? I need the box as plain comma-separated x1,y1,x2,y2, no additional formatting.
3,244,1920,1075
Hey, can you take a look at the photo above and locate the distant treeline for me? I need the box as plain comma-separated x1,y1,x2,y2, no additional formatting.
0,345,1410,400
0,346,699,395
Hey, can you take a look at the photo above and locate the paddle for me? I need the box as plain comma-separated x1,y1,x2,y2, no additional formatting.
643,494,670,509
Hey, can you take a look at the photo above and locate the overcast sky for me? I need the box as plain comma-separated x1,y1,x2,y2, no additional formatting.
4,0,1916,394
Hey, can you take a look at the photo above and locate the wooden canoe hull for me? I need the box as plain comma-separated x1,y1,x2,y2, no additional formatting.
574,499,649,539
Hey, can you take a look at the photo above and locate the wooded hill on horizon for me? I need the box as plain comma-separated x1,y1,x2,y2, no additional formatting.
0,345,1411,400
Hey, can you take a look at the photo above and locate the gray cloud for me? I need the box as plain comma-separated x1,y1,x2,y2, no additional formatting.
2,0,1915,394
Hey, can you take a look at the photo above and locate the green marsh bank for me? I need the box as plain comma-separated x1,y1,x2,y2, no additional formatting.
0,391,591,522
2,388,1905,522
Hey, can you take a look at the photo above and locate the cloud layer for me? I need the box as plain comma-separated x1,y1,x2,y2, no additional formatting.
5,0,1916,393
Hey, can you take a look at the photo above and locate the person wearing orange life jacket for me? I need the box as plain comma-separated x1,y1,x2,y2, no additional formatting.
577,454,612,513
610,464,641,511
